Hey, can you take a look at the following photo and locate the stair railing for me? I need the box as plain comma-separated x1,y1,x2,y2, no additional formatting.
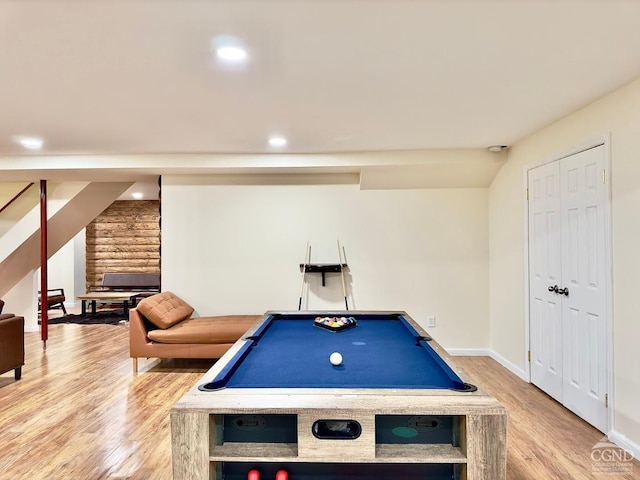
0,182,35,216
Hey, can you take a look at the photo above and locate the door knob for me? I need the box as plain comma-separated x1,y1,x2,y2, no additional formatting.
547,285,569,296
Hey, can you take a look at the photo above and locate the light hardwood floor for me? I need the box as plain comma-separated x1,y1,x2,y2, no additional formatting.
0,324,637,480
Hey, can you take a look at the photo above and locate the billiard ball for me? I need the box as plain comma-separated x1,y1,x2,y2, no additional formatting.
247,469,260,480
276,470,288,480
330,352,342,366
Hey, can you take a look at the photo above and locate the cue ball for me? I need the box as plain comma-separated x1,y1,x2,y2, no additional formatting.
330,352,343,366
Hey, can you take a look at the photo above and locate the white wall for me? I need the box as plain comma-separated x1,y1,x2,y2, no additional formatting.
0,183,39,237
162,175,489,350
489,78,640,448
46,238,74,304
3,272,39,332
45,229,85,308
73,229,86,300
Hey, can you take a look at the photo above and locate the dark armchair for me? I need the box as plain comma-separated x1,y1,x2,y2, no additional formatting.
38,288,67,315
0,304,25,380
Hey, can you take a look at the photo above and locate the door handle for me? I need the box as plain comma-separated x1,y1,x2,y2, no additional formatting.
547,285,569,296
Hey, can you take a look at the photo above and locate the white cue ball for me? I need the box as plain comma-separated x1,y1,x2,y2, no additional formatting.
330,352,343,366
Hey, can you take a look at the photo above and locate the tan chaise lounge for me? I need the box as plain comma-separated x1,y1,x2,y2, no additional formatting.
129,291,260,373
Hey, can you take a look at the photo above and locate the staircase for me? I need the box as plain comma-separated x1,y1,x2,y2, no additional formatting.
0,182,133,300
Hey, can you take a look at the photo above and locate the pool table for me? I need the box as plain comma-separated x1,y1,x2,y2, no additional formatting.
171,311,507,480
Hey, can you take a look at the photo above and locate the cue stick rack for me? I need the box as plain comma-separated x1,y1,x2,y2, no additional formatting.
298,240,349,310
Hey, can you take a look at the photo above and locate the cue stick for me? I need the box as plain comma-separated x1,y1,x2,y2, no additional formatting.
298,241,310,310
337,239,349,310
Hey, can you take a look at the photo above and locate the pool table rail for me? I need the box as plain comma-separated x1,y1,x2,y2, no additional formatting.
195,310,485,396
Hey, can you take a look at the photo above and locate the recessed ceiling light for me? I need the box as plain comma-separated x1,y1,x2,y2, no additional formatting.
268,136,287,148
216,46,248,63
131,192,143,200
14,136,44,150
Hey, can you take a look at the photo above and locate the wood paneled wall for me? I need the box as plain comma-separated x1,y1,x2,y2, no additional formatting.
85,200,160,290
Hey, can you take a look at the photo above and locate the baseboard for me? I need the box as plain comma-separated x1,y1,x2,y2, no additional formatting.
446,348,528,381
608,429,640,460
25,325,39,333
487,350,528,381
446,348,491,356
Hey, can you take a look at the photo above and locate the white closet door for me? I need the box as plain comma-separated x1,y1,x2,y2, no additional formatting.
528,161,563,402
559,145,608,432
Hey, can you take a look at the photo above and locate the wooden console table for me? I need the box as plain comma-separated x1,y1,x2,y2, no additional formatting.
76,291,142,318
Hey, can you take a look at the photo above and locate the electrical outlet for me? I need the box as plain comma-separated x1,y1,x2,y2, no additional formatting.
427,316,436,328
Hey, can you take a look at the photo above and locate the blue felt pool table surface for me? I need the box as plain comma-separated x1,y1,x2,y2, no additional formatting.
201,312,475,392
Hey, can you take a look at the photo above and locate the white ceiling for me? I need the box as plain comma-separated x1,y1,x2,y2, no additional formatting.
1,0,640,157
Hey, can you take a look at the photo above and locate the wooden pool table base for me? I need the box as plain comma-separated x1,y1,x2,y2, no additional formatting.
172,393,506,480
171,312,507,480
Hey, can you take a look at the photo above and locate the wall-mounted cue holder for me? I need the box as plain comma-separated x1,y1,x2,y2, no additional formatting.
298,240,350,310
299,263,348,286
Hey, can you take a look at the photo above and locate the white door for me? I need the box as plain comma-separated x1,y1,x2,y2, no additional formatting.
528,161,563,402
528,145,609,432
559,146,608,431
